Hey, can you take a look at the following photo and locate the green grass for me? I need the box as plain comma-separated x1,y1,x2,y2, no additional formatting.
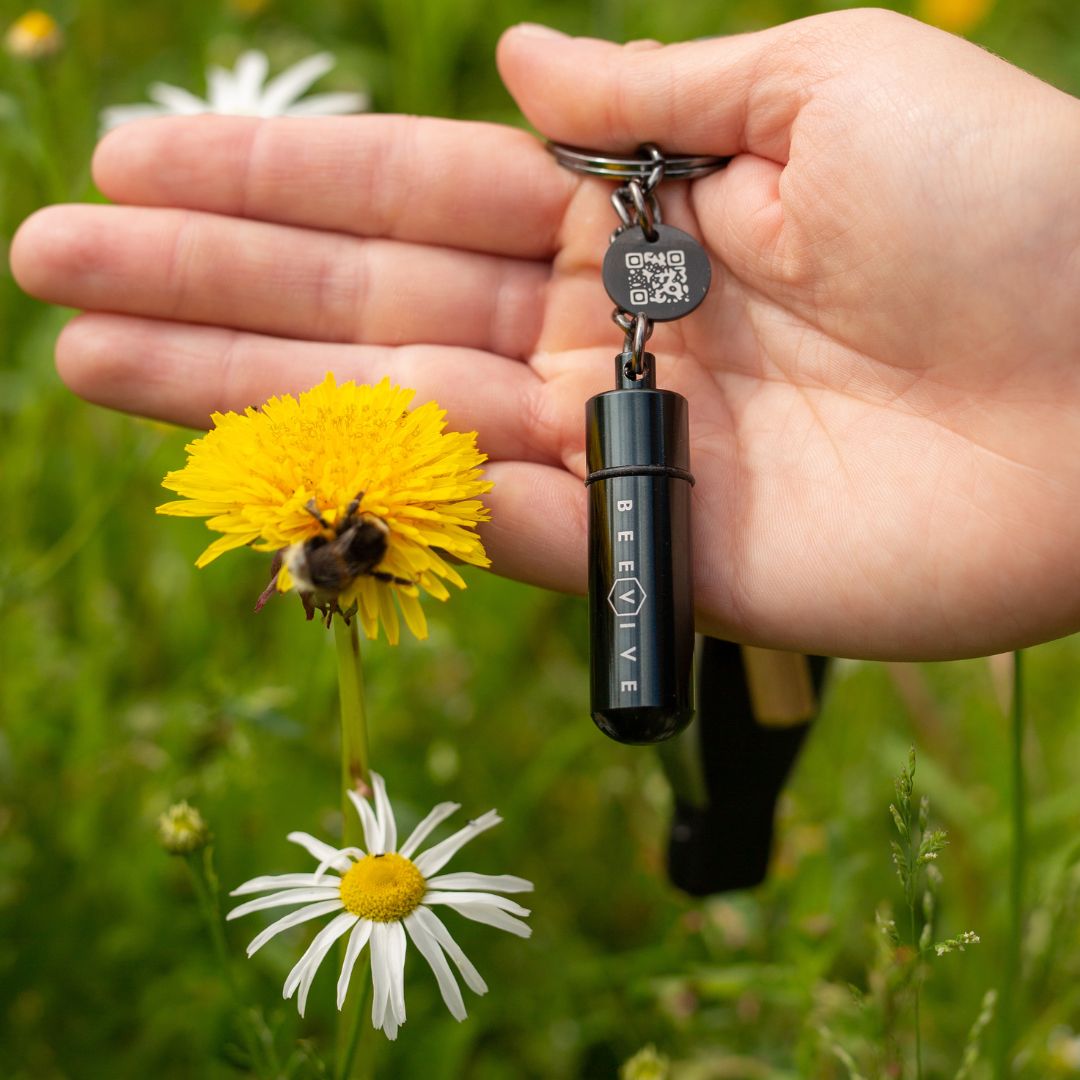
4,0,1080,1076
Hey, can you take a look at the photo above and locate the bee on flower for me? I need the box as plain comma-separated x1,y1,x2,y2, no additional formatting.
157,374,493,643
228,773,533,1038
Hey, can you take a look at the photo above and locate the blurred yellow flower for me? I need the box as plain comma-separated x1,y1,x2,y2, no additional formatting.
915,0,994,34
4,10,61,59
158,374,492,643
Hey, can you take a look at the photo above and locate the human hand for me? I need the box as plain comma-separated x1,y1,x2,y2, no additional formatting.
12,9,1080,659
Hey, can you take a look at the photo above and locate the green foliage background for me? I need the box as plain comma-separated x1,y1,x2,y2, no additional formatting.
3,0,1080,1077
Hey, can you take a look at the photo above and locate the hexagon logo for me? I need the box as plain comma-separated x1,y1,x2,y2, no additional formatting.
607,577,647,617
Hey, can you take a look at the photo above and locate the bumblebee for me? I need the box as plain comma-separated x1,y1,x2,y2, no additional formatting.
284,492,414,600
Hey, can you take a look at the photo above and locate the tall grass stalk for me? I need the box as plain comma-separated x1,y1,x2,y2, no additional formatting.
995,650,1026,1078
184,847,277,1077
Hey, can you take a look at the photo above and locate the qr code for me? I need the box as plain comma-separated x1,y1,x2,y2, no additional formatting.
625,249,689,306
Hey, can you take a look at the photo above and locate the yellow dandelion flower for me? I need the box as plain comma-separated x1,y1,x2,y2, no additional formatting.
157,374,492,643
914,0,993,35
4,10,62,59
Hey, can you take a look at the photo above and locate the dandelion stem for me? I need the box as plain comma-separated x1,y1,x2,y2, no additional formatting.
334,616,371,799
333,615,373,1078
995,650,1026,1079
184,848,275,1077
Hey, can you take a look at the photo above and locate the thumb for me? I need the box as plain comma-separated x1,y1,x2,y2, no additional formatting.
496,21,814,164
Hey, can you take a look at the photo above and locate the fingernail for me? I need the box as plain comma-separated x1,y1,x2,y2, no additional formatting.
512,22,567,40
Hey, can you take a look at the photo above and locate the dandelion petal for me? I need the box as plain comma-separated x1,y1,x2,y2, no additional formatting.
405,911,467,1021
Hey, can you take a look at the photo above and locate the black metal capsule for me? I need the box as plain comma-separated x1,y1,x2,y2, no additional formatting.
585,354,695,744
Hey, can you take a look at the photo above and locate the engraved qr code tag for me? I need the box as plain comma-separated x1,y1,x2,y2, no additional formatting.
602,223,711,322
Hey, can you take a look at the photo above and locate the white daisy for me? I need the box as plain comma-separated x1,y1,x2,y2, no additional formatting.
101,50,368,131
228,773,533,1039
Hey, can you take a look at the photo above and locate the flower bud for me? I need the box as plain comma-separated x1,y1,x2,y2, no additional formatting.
158,801,211,855
620,1045,670,1080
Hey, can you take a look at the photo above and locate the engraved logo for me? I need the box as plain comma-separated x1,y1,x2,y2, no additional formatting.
607,577,647,617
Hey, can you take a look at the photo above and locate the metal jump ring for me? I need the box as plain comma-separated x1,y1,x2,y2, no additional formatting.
621,313,653,380
547,142,728,182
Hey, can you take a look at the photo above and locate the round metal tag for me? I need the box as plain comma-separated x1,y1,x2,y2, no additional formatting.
602,224,711,322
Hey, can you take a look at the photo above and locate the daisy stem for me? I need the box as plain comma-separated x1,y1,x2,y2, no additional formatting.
995,649,1026,1079
336,956,376,1080
334,615,374,1078
185,848,277,1077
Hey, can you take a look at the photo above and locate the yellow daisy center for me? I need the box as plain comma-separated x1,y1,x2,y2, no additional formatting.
339,853,426,922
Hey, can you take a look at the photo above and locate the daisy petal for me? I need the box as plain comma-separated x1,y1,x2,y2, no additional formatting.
232,50,270,111
227,886,342,920
369,922,393,1037
372,773,397,854
231,873,340,896
147,82,208,114
411,905,487,996
313,847,364,881
433,899,532,939
422,891,530,916
413,811,502,877
259,52,334,115
100,104,169,130
404,911,467,1021
398,801,461,859
424,872,534,894
283,91,369,117
288,831,353,872
246,899,344,957
387,920,408,1028
347,790,384,854
285,912,357,1017
336,919,374,1009
205,66,236,113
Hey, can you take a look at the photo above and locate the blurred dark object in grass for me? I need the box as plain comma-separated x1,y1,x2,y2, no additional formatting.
667,642,829,895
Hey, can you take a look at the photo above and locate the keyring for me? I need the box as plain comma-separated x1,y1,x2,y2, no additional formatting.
546,141,729,183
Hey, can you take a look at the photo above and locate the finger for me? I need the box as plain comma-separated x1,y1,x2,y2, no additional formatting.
92,115,577,260
479,461,587,595
55,313,557,464
12,204,547,359
496,12,890,162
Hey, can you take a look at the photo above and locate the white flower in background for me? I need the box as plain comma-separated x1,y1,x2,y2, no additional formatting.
102,50,368,131
228,773,533,1038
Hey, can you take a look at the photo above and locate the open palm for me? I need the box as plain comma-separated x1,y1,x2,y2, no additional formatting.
13,10,1080,658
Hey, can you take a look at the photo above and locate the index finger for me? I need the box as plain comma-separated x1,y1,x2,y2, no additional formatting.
92,114,577,260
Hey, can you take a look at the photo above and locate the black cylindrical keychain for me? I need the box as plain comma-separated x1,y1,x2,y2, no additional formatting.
549,143,727,744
